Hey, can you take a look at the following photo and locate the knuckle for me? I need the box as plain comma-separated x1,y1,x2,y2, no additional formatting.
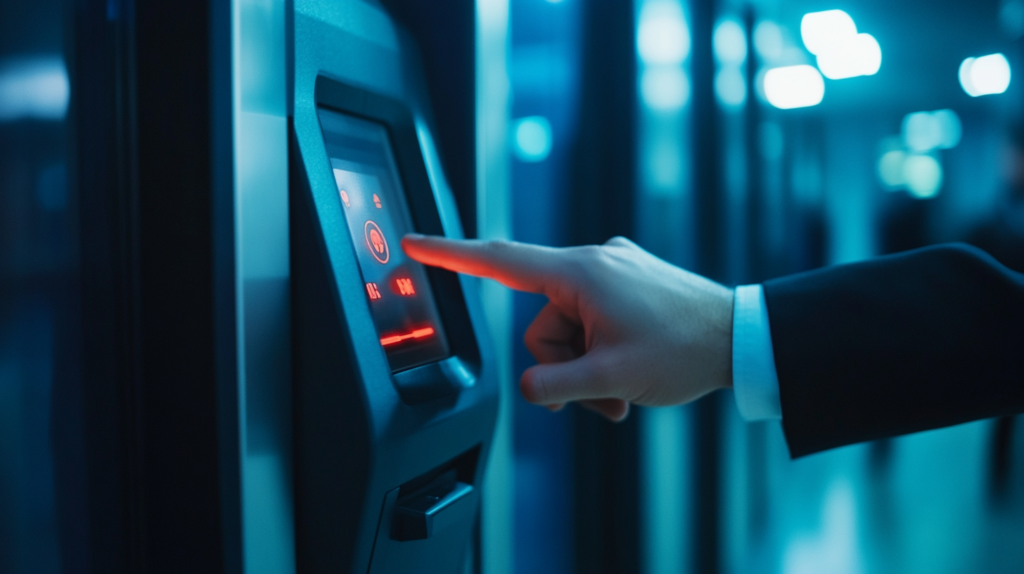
580,244,603,261
486,239,515,256
568,245,604,276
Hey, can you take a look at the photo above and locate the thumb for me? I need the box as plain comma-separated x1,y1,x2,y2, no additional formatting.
519,354,615,406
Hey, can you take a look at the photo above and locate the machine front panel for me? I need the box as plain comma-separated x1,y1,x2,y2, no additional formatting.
318,108,451,372
291,10,498,570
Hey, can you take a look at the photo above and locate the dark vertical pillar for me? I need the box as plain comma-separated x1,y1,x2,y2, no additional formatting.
743,6,766,283
131,0,238,571
380,0,478,238
690,1,723,574
691,0,723,281
70,0,241,570
568,2,641,574
573,415,641,574
569,2,637,245
73,0,134,570
692,393,722,574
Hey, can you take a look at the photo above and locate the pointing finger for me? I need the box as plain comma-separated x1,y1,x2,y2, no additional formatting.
402,234,562,295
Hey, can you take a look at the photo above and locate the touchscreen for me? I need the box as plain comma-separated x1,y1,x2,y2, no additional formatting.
318,109,451,372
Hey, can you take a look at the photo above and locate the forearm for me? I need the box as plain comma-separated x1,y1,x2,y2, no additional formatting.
764,243,1024,457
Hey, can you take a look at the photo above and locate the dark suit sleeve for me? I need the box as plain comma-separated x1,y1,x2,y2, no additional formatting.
762,243,1024,458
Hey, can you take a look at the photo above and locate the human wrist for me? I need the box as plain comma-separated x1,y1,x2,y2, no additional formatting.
717,285,735,390
688,279,735,394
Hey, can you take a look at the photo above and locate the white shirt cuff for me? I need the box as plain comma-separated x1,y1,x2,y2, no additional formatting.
732,284,782,421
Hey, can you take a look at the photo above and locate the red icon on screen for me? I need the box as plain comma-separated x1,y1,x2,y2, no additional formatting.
373,194,382,208
364,220,390,264
340,189,350,207
380,326,435,347
393,277,416,296
366,282,382,300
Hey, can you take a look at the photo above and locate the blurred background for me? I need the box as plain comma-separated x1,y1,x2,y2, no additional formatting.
496,0,1024,573
2,0,1023,572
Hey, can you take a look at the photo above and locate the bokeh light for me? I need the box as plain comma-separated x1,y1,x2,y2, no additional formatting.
800,10,857,56
714,19,747,65
815,34,881,80
903,154,943,198
931,109,962,149
902,109,961,152
959,53,1012,97
763,65,824,109
715,67,747,107
877,149,907,189
642,66,690,110
638,1,690,66
800,10,881,80
513,116,553,162
0,57,69,121
753,21,784,62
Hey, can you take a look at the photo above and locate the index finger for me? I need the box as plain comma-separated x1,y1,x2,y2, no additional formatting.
401,234,560,294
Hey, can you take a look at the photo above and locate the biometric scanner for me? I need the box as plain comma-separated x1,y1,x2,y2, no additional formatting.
289,3,498,573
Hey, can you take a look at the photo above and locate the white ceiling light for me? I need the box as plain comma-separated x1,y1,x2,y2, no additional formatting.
800,10,857,56
815,33,881,79
800,10,881,80
638,1,690,66
764,65,825,109
959,53,1011,97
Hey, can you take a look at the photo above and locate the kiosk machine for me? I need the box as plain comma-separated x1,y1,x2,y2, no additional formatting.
289,2,498,573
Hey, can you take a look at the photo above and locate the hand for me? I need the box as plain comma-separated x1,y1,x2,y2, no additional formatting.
402,234,734,421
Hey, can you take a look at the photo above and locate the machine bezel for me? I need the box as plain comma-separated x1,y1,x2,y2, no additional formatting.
313,76,481,404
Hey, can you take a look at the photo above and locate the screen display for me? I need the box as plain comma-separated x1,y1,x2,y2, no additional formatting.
318,109,451,372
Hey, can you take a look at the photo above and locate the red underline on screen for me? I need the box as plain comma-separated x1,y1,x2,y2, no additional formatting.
380,326,435,347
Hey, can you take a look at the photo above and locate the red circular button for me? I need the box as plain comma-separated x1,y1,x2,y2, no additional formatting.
364,220,390,264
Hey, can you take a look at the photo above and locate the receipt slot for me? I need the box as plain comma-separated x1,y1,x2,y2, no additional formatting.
289,3,498,573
